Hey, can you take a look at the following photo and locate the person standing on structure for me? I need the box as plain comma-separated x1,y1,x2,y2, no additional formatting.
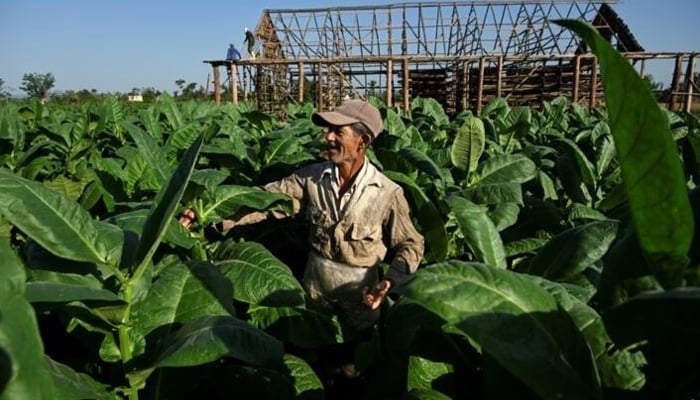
226,43,241,61
244,27,256,59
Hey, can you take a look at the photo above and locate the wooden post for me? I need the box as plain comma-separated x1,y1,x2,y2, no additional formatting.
229,65,238,104
205,73,210,95
213,65,221,104
496,55,503,99
669,54,684,110
402,58,409,113
298,62,305,103
684,55,695,113
590,56,598,108
387,59,393,107
243,67,249,100
461,61,468,111
573,55,580,103
317,62,323,109
476,57,485,115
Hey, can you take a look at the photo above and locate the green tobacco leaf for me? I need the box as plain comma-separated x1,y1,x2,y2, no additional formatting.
215,241,305,307
555,138,596,186
556,20,693,286
284,354,324,399
108,208,195,250
154,315,284,368
460,182,522,205
130,260,235,342
385,171,448,262
451,115,485,174
24,282,124,304
475,154,536,185
535,279,645,391
527,220,619,281
0,240,55,400
446,196,506,269
249,305,339,349
0,169,123,269
396,261,601,400
399,147,451,188
45,356,117,400
121,121,172,184
603,288,700,356
488,203,520,232
407,356,453,391
201,185,293,223
133,135,203,272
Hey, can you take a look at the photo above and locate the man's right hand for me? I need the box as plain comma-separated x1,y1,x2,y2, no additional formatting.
179,209,196,230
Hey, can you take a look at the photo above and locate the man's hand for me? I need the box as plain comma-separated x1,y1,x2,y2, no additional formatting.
363,279,392,310
179,209,196,230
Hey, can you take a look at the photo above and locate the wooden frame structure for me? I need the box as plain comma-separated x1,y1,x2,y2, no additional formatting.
205,1,698,114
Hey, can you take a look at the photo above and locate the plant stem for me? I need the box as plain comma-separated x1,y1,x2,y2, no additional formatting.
118,282,138,400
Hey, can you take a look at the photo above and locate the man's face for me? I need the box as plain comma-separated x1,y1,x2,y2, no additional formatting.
325,124,364,164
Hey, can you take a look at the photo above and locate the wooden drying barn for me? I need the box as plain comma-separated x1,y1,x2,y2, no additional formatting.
205,0,698,115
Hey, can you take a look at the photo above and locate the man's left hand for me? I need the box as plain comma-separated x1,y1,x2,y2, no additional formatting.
363,279,392,310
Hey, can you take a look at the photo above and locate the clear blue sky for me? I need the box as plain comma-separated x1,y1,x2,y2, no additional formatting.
1,0,698,96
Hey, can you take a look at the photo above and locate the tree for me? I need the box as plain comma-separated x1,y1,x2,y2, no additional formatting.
0,78,10,100
20,72,55,100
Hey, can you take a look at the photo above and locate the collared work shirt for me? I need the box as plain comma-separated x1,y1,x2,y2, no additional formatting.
232,159,424,284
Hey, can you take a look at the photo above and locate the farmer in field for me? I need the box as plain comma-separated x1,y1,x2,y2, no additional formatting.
244,27,256,59
180,100,424,338
225,43,241,61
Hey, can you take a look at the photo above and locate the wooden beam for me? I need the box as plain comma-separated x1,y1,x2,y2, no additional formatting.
477,57,485,115
386,59,393,106
573,55,580,103
298,61,305,102
590,56,598,108
317,62,323,109
402,58,409,113
229,65,238,104
496,55,503,98
669,54,683,110
213,65,221,104
684,55,696,113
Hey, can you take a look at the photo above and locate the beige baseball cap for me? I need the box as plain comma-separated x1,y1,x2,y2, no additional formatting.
312,100,383,138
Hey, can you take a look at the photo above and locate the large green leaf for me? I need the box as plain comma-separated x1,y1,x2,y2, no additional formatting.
407,356,454,391
24,282,124,304
200,184,293,223
556,20,694,286
130,260,236,342
385,171,448,262
460,182,522,205
396,261,602,400
214,241,305,307
446,196,506,269
399,147,451,189
555,137,596,186
249,305,339,348
121,121,172,184
132,135,203,273
474,154,536,185
0,240,55,400
284,354,324,399
0,169,124,269
450,115,485,175
45,356,117,400
527,220,619,281
154,315,284,368
534,279,645,391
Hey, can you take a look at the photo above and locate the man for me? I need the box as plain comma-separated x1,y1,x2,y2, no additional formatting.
226,43,241,61
181,100,424,337
243,27,256,59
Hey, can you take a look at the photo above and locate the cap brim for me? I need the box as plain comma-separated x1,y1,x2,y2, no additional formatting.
312,111,360,128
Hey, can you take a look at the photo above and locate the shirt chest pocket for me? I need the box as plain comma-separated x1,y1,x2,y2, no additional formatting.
308,207,332,244
345,222,383,255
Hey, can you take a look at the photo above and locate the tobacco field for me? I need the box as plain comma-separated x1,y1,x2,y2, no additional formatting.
1,21,699,400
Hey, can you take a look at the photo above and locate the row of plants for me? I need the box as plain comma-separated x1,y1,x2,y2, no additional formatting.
1,21,699,400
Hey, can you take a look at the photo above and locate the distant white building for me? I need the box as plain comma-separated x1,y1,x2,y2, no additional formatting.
127,94,143,102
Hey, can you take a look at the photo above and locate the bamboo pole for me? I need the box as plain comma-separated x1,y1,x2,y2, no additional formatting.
669,54,684,110
477,57,485,114
317,62,323,109
496,55,503,98
298,62,305,102
213,66,221,104
402,58,409,113
387,59,393,106
684,55,695,113
230,65,238,104
590,56,598,108
573,55,580,103
461,61,468,111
